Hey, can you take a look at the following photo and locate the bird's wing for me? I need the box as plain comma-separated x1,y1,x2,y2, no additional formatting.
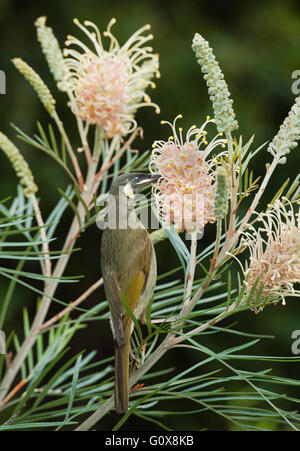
106,233,153,347
104,273,126,347
122,234,152,308
120,235,153,311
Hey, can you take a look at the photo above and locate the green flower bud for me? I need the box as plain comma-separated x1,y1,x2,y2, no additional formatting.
0,132,38,197
192,33,238,135
12,58,56,116
35,16,68,91
214,167,229,219
267,96,300,160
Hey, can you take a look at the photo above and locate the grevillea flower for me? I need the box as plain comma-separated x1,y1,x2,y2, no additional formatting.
150,115,227,232
242,199,300,310
63,18,160,138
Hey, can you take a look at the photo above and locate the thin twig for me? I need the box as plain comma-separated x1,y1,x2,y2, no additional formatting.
0,378,27,408
40,277,103,331
212,219,222,267
94,127,142,183
227,156,239,240
184,232,197,301
76,117,92,164
67,87,92,165
30,194,52,282
53,111,84,190
216,156,279,266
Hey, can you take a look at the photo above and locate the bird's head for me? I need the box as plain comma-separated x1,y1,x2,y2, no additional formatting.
109,173,160,199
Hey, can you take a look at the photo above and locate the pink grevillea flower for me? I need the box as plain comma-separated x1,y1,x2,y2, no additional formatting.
63,18,160,137
242,199,300,310
150,115,227,232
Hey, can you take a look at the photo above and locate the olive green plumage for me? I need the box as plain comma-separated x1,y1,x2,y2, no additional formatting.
101,173,159,413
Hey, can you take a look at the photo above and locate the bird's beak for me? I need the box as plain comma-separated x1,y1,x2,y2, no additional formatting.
134,173,161,191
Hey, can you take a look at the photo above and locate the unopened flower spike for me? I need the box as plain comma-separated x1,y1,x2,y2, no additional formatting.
150,115,227,232
241,199,300,310
63,18,160,138
267,96,300,161
12,58,56,117
0,132,38,197
192,33,238,135
214,166,229,219
35,16,69,91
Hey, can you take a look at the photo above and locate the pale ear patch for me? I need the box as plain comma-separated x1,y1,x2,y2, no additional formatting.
124,182,135,199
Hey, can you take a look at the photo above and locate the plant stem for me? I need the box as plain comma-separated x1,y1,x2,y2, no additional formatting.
75,333,176,431
76,117,92,164
75,290,242,431
176,297,240,342
0,127,103,403
212,219,222,265
180,220,222,318
30,194,52,282
227,158,238,240
0,378,27,408
94,127,142,183
53,111,84,190
226,132,233,160
39,277,103,331
216,155,279,266
184,232,197,301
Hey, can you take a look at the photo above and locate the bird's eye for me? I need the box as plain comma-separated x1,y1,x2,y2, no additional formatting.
134,176,141,184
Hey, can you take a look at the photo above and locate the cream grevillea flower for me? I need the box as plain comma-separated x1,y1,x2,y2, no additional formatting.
150,115,227,232
242,199,300,309
63,18,160,137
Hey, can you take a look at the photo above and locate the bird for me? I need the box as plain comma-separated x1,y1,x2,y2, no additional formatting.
101,172,160,413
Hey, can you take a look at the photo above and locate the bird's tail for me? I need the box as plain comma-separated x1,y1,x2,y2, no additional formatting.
114,325,131,413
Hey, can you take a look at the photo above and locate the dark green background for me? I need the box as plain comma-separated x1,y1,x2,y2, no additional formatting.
0,0,300,431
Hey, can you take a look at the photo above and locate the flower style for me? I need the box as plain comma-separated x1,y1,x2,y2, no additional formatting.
242,199,300,309
150,115,227,232
63,18,160,138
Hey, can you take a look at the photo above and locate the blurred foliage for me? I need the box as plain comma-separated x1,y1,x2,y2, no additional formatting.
0,0,300,431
